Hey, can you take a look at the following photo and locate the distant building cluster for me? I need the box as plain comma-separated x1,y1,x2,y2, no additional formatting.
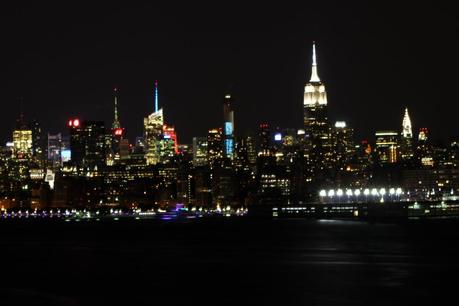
1,42,458,210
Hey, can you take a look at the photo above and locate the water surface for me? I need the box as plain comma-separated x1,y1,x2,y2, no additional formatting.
0,217,457,305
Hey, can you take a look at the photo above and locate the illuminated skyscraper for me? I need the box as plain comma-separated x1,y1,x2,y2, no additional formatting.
144,81,164,165
331,121,355,170
192,137,208,167
13,114,33,161
418,128,428,142
207,128,223,166
303,42,327,107
144,108,164,165
402,108,412,139
303,42,332,173
375,131,399,164
164,125,178,153
109,88,126,162
159,124,178,163
400,107,414,161
10,114,32,202
223,94,235,160
416,128,433,167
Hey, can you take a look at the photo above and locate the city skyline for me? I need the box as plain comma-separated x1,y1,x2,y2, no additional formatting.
0,41,452,146
3,43,453,212
0,48,419,148
1,3,458,144
2,5,459,306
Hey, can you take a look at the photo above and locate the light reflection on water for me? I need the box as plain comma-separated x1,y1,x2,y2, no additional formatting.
0,217,458,305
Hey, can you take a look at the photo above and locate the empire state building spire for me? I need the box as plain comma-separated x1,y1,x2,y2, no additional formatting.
310,41,321,83
112,87,120,129
304,42,327,106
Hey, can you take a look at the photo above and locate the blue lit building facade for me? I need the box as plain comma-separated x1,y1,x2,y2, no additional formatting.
223,94,235,160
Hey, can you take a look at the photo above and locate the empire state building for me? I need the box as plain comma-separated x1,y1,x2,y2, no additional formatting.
304,42,329,141
303,42,332,173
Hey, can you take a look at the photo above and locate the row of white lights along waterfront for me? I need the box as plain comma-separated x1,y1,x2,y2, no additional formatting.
319,188,403,198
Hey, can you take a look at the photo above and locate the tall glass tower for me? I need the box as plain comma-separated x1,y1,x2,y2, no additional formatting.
223,93,235,160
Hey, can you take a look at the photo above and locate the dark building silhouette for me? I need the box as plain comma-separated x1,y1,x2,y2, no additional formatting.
69,119,107,171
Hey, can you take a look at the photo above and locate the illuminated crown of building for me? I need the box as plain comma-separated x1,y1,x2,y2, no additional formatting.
402,107,412,138
144,109,164,128
304,41,327,106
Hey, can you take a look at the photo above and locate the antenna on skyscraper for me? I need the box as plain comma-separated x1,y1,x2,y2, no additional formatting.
310,41,321,83
112,87,120,129
312,40,317,65
154,80,159,112
18,96,24,124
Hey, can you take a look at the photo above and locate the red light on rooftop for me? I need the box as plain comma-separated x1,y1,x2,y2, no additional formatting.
163,124,175,133
73,119,80,127
68,120,73,127
114,128,123,136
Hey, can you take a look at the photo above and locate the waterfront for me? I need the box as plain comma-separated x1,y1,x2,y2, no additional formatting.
0,217,458,305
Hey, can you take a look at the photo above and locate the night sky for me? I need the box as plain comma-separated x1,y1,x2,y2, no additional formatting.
1,3,457,145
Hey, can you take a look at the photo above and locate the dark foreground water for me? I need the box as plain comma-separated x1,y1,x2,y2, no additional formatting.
0,217,458,306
